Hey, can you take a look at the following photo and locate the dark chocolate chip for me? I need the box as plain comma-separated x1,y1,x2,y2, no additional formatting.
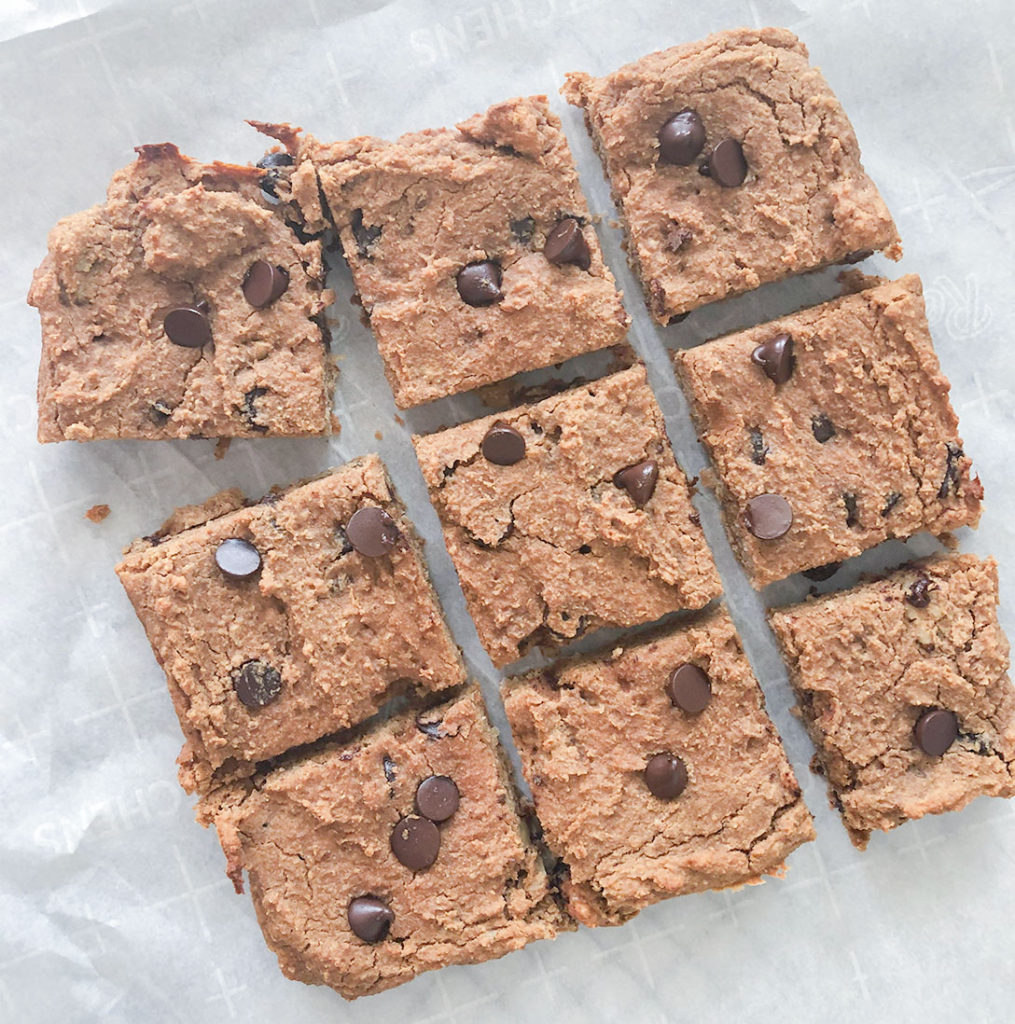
744,494,793,540
390,815,441,870
149,400,173,425
905,576,935,608
416,775,460,822
802,562,841,582
382,755,397,785
658,109,706,166
350,208,382,258
543,218,591,270
708,138,748,187
881,492,902,517
164,305,211,348
256,151,294,198
347,896,393,943
232,660,282,709
242,260,289,308
241,387,269,432
215,538,262,580
345,506,399,558
665,224,693,252
914,708,958,756
457,261,503,306
749,427,768,465
842,249,874,264
938,442,964,498
644,753,688,800
811,414,836,443
510,216,535,246
415,715,445,740
481,422,526,465
665,664,711,714
613,460,659,507
844,492,860,528
751,333,794,384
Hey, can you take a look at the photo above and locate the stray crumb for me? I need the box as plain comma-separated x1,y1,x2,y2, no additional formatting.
374,430,383,440
939,531,959,551
331,414,342,434
214,437,232,460
837,268,884,295
394,414,405,427
85,503,110,523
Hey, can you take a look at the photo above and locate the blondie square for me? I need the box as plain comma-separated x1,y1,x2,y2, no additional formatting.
116,455,465,793
413,365,721,667
202,688,568,1000
563,27,900,323
503,607,814,925
303,95,629,407
675,275,982,587
769,555,1015,848
29,142,334,441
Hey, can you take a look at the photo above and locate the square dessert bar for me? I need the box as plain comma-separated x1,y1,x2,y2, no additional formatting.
769,555,1015,848
413,365,721,667
29,142,334,441
302,95,629,407
564,27,900,324
202,687,568,1000
675,275,982,587
116,455,465,793
503,607,814,926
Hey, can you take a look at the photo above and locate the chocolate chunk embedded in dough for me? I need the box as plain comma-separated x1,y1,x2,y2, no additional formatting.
644,752,688,799
613,460,659,507
658,109,706,166
242,260,289,308
543,218,591,270
416,775,460,822
744,494,793,540
811,414,836,443
914,708,959,756
905,577,935,608
347,896,394,943
665,663,711,713
481,423,526,466
390,815,441,870
164,304,211,348
232,660,283,709
707,138,748,187
214,538,262,581
345,506,400,558
457,261,503,306
751,333,794,384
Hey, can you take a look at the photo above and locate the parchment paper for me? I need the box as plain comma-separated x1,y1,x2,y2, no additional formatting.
3,1,1014,1021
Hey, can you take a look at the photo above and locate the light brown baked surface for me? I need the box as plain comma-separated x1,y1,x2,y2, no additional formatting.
770,555,1015,849
29,143,335,441
413,365,721,667
116,455,464,793
303,95,629,407
503,607,814,925
201,687,568,1000
675,275,982,587
563,27,900,323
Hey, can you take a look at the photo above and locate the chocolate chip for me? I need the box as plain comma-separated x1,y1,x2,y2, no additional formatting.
457,261,503,306
744,494,793,540
844,492,860,528
350,208,382,258
345,506,399,558
644,753,688,799
416,775,460,822
751,333,794,384
256,151,294,199
842,249,873,264
938,442,964,498
481,422,526,465
232,660,282,709
241,387,269,432
665,664,711,714
708,138,748,187
658,109,706,166
149,400,173,425
914,708,958,756
543,218,591,270
665,224,693,252
811,414,836,443
347,896,393,943
390,815,441,870
802,562,841,581
415,715,445,740
749,427,768,465
510,216,535,246
382,755,397,785
905,576,936,608
215,538,262,580
164,305,211,348
242,260,289,308
881,492,902,517
613,460,659,507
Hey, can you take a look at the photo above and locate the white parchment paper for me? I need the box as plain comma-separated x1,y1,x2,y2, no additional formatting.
3,1,1015,1021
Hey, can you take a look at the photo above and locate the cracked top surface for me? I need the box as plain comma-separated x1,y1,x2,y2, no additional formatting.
302,95,629,407
503,607,814,926
29,143,335,441
675,275,982,587
202,688,567,1000
563,26,900,323
769,554,1015,849
413,365,721,667
116,455,464,793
